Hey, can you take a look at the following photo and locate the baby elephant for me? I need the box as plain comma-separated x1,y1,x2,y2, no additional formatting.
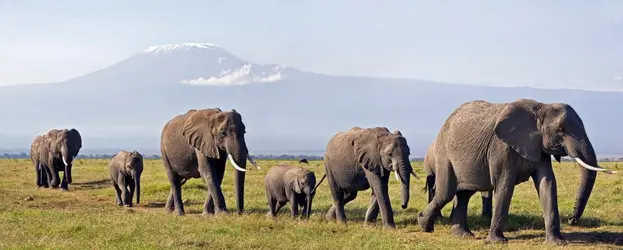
109,150,143,207
264,164,324,218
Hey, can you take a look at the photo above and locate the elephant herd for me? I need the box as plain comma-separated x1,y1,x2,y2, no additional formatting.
28,99,619,244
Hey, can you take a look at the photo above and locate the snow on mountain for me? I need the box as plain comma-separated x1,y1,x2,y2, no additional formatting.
62,42,297,87
142,43,220,55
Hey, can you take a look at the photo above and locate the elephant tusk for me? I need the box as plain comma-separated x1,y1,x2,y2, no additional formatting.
394,170,400,182
227,154,247,172
247,155,260,170
62,155,69,166
574,158,617,174
411,171,420,180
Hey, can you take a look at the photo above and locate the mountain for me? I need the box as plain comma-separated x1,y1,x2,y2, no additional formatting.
1,42,623,157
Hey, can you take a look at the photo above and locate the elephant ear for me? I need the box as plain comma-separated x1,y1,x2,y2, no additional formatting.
68,128,82,154
494,102,543,162
182,108,222,159
353,129,386,176
284,169,302,194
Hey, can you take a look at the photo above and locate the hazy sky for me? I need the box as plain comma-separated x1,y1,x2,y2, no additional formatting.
1,1,622,90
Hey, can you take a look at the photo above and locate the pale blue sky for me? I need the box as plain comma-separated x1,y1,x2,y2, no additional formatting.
1,1,622,90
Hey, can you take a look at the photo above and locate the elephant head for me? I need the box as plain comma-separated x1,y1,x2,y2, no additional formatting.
46,128,82,184
284,168,317,218
124,150,143,205
182,108,258,212
494,99,617,224
353,127,416,209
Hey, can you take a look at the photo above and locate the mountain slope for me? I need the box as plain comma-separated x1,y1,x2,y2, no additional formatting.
1,43,623,157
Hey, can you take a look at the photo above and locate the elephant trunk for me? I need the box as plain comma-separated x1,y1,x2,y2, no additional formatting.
397,162,411,209
227,138,248,214
61,151,73,184
134,174,141,205
565,136,599,225
305,194,313,219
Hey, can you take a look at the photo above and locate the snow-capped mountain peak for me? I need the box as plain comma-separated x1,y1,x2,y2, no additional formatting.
142,43,219,55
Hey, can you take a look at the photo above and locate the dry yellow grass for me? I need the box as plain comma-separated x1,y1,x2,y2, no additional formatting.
0,158,621,249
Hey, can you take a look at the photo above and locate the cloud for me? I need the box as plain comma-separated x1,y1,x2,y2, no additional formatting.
614,76,623,81
180,64,286,86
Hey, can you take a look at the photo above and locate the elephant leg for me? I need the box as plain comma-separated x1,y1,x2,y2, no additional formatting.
266,190,277,218
451,190,476,238
199,156,228,214
532,168,565,244
418,163,457,232
364,169,395,228
34,163,42,187
49,167,61,188
275,201,288,214
364,190,379,225
165,189,175,213
118,174,132,207
60,169,69,191
485,181,516,243
128,177,135,206
481,191,493,218
327,190,358,222
112,182,123,206
41,166,51,188
166,173,184,216
326,170,347,223
289,193,299,217
204,162,225,215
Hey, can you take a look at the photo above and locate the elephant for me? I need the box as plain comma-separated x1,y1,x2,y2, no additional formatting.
109,150,143,207
422,139,492,220
264,164,324,218
323,127,416,228
160,108,259,216
417,99,617,244
29,129,82,190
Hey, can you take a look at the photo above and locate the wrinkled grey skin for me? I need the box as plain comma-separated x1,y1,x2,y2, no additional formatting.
422,139,492,219
324,127,415,228
109,150,143,207
264,164,321,218
160,108,256,216
418,99,607,244
30,129,82,190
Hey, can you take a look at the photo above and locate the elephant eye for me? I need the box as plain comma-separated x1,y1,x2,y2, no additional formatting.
220,131,227,138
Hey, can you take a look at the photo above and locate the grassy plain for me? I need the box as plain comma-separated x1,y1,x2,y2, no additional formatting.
0,158,621,249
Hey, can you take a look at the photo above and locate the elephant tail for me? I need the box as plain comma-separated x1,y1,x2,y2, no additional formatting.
311,173,326,194
423,174,436,203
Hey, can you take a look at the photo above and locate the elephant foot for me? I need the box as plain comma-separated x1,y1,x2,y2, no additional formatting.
326,212,336,222
175,210,185,216
417,212,435,233
567,216,579,225
451,225,475,238
485,233,508,244
544,234,566,245
123,204,133,208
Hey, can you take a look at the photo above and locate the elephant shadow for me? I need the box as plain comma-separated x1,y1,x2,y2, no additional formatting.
71,179,111,190
511,231,623,246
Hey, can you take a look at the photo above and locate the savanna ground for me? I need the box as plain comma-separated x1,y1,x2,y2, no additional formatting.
0,158,622,249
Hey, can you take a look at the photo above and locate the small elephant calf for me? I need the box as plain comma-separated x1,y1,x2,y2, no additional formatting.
109,150,143,207
264,164,324,218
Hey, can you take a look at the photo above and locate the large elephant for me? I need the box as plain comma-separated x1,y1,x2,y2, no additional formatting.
418,99,616,244
109,150,143,207
323,127,416,228
30,129,82,190
160,108,259,216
